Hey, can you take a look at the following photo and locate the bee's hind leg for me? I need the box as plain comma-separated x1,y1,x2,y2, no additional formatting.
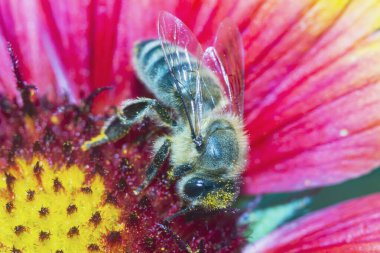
133,138,171,195
82,98,175,151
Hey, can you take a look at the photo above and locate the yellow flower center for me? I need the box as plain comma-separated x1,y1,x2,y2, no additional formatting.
0,157,123,252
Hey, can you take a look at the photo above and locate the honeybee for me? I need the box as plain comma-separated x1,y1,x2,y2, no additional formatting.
83,12,247,221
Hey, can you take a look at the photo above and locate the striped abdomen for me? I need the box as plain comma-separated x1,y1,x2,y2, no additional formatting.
132,39,222,114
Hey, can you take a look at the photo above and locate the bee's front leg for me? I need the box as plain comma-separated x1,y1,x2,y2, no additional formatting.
82,98,175,151
133,139,171,195
168,164,193,180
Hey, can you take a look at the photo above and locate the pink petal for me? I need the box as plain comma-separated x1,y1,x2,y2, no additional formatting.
38,0,96,101
0,36,15,96
242,0,380,194
0,1,58,97
244,193,380,253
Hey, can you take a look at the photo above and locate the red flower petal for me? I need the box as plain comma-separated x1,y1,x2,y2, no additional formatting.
242,0,380,194
0,36,15,96
243,193,380,253
0,1,58,97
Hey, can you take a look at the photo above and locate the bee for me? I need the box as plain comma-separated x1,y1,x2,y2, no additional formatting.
82,12,247,220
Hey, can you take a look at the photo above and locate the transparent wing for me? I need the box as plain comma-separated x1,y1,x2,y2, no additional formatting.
158,11,205,140
203,19,244,119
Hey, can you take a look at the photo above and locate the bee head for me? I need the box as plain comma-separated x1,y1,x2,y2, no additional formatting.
177,175,239,210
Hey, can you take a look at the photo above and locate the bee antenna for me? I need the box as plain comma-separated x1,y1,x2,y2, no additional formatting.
157,223,193,253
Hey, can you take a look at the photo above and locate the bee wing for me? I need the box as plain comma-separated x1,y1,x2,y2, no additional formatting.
158,11,206,138
203,19,244,119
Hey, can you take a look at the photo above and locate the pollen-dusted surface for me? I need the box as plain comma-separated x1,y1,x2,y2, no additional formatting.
0,157,123,252
201,190,236,210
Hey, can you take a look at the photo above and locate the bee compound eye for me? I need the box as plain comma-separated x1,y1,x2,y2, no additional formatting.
183,178,207,198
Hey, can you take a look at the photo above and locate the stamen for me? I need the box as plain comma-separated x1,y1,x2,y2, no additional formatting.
67,226,80,237
7,42,37,116
39,231,51,241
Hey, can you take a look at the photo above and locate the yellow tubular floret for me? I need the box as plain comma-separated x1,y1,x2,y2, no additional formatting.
0,157,123,253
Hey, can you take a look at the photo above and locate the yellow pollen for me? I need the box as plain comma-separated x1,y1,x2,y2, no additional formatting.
200,190,234,210
50,115,60,125
24,116,36,133
0,157,124,252
166,168,176,181
81,132,109,151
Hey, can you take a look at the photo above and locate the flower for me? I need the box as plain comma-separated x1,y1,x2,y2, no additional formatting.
244,193,380,252
1,0,380,252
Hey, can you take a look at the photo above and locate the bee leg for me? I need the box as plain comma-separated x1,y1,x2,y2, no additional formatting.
118,97,176,127
169,164,193,179
133,139,171,195
149,99,177,127
82,98,175,151
81,113,130,151
164,205,195,223
157,223,194,253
